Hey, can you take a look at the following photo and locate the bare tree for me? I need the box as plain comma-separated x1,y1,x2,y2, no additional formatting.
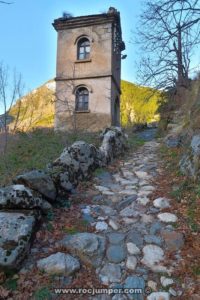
135,0,200,89
0,62,24,153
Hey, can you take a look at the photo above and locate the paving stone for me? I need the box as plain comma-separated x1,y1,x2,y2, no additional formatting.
150,222,163,235
138,180,150,186
120,207,140,218
142,245,164,266
103,191,115,195
140,185,155,192
119,179,137,185
122,217,138,224
95,185,109,192
126,243,140,255
141,214,154,223
117,195,138,211
136,267,148,275
106,245,126,263
135,171,150,180
161,230,184,251
100,206,117,216
95,221,108,231
124,276,145,300
60,233,106,267
137,197,150,206
119,190,137,195
126,256,137,270
92,205,116,217
147,292,170,300
108,233,126,244
158,213,177,223
90,295,111,300
148,207,160,214
99,263,122,284
153,197,170,209
109,219,119,230
112,295,128,300
144,235,162,246
126,231,144,247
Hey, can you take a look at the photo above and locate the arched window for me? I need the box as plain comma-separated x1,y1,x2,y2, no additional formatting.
75,87,89,111
77,38,90,60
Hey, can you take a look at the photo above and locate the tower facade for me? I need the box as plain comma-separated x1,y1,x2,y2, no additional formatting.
53,7,125,131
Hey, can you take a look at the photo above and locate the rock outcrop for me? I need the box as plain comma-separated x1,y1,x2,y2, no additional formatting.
179,134,200,179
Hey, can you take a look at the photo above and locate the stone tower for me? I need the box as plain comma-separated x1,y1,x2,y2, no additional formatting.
53,7,125,131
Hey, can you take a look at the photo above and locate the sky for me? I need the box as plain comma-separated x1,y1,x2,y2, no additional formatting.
0,0,143,93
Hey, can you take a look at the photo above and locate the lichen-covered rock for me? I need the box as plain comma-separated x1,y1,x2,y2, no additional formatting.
59,232,106,267
49,141,100,192
37,252,80,275
0,211,36,270
99,127,128,164
48,128,127,193
14,170,57,202
179,134,200,179
0,185,52,214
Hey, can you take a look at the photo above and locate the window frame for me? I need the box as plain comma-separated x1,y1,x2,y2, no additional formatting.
75,87,89,112
77,38,91,60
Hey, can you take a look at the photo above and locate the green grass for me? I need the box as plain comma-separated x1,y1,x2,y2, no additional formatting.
0,128,99,186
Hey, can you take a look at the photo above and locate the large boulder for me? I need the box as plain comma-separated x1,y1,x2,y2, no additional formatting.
0,185,52,214
59,232,106,267
0,211,37,270
48,141,100,192
14,170,57,202
99,127,128,164
179,134,200,179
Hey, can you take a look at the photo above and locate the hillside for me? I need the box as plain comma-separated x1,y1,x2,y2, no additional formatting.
8,80,161,131
121,80,160,126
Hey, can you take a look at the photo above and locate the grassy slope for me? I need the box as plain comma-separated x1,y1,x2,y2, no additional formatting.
9,80,161,130
0,129,100,186
121,80,160,126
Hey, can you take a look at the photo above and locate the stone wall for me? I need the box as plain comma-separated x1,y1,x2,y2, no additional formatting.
0,127,127,271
